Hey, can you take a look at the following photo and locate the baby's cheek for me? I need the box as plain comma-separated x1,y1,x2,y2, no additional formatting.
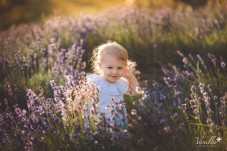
123,70,128,75
122,69,126,74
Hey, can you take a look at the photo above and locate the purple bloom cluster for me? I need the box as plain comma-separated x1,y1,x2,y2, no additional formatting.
0,5,227,151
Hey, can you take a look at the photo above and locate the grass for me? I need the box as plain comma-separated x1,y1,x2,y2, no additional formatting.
0,2,227,150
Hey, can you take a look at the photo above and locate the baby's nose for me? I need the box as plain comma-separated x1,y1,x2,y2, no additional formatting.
113,69,118,74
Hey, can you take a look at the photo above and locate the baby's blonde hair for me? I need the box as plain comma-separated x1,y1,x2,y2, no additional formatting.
91,41,129,74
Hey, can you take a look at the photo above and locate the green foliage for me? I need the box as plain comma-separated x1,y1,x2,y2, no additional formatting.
0,0,52,31
0,4,227,151
28,73,55,97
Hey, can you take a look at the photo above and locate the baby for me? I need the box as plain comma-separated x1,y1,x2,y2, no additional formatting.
86,41,140,129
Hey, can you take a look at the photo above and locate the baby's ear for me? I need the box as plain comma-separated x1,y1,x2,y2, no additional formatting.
126,64,129,68
125,63,129,70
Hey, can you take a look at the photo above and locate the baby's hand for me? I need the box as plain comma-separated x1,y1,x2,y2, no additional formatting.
123,65,134,79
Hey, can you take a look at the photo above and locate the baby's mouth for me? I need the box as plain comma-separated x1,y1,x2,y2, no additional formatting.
109,75,118,78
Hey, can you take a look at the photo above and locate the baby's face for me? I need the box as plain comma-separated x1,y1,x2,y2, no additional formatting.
99,54,126,83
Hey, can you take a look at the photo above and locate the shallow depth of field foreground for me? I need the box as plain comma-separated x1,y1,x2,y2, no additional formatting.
0,0,227,151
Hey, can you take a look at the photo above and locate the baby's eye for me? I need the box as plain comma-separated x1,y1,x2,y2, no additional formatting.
107,67,113,69
118,67,123,69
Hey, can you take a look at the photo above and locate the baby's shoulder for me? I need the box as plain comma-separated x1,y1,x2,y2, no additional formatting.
117,78,128,92
86,74,100,83
86,74,128,95
118,77,128,85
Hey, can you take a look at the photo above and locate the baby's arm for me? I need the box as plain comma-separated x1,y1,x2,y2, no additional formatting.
123,66,140,96
126,74,140,96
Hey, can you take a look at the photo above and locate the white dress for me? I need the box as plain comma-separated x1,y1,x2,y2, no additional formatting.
86,74,128,128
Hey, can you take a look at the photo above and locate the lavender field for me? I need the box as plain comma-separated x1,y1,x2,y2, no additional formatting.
0,1,227,151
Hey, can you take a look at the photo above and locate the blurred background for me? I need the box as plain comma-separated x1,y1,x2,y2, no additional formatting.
0,1,227,150
0,0,222,31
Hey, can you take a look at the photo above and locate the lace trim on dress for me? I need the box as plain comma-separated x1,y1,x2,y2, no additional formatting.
86,74,128,96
